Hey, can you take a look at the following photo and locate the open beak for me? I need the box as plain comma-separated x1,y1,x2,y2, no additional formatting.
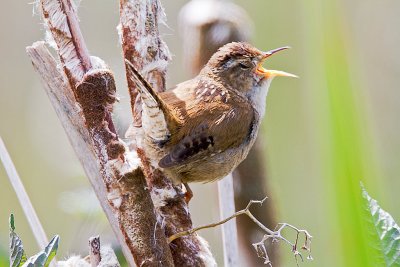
256,46,298,78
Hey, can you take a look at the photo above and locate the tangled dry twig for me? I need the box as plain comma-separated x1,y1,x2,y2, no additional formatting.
168,197,313,266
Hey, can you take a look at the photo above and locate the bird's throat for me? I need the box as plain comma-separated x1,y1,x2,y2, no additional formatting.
247,79,272,119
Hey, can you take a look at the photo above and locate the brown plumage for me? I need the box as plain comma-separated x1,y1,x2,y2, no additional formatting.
126,42,296,185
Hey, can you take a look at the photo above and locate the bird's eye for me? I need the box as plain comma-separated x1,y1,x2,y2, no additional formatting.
239,62,251,69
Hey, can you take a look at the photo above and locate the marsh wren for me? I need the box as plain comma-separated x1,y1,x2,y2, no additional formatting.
126,42,296,189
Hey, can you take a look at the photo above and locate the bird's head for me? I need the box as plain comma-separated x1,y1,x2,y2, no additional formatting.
205,42,296,93
203,42,296,115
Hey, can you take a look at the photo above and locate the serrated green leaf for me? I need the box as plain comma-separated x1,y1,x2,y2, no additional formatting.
362,187,400,266
9,214,27,267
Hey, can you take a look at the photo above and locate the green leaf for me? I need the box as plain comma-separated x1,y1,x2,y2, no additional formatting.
8,215,60,267
21,236,59,267
9,214,27,267
362,186,400,266
43,236,59,267
22,252,47,267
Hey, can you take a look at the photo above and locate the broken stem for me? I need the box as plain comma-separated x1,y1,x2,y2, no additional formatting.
89,236,101,267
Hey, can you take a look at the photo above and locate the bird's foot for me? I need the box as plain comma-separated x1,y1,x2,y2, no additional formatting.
183,183,193,204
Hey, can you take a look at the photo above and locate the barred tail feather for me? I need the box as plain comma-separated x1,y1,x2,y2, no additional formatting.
125,60,170,143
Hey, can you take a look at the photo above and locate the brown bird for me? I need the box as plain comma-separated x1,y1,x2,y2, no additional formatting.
126,42,296,200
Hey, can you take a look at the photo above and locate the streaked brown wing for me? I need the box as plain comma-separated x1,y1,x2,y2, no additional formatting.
159,123,214,168
158,88,254,168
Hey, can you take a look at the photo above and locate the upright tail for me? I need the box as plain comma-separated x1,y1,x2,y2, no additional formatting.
125,60,170,144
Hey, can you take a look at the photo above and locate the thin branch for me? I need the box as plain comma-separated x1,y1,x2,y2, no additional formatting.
0,137,49,250
168,197,270,243
169,197,313,266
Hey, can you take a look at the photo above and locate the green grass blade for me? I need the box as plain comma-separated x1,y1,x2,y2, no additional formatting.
302,1,383,266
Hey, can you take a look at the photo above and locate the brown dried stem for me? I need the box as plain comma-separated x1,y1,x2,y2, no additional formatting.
28,0,175,265
27,41,174,266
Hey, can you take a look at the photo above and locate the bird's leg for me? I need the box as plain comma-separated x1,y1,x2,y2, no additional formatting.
183,183,193,204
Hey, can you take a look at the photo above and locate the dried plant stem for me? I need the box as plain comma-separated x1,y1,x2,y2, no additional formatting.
120,1,215,265
89,236,101,267
27,39,174,267
0,137,49,250
59,0,92,72
169,197,271,243
169,197,313,265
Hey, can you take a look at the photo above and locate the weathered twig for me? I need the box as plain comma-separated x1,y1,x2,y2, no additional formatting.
168,197,271,243
120,1,216,265
252,223,313,267
169,197,313,266
233,139,279,265
0,137,49,250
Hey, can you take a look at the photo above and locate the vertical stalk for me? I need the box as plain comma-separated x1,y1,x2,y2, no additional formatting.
302,1,381,265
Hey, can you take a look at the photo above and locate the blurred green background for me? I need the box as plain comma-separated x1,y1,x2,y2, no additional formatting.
1,0,399,266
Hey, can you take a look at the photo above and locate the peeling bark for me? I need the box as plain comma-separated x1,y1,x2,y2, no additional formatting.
28,0,176,264
27,41,174,267
120,1,215,265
